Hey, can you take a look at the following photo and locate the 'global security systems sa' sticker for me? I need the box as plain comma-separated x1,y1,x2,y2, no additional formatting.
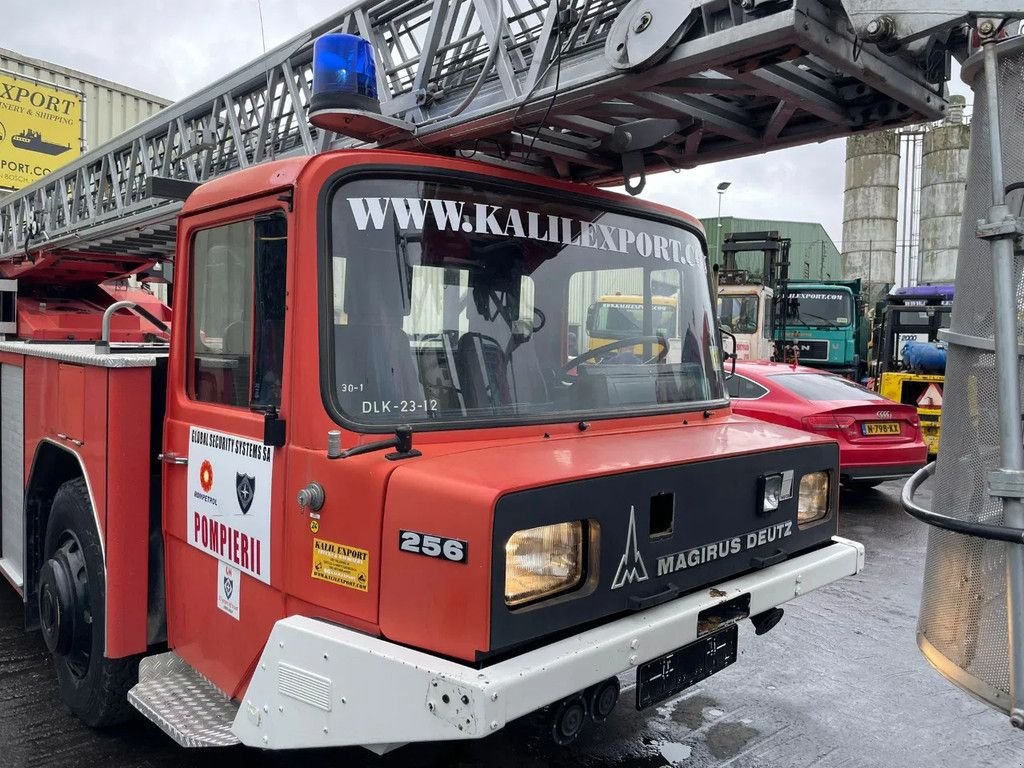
311,538,369,592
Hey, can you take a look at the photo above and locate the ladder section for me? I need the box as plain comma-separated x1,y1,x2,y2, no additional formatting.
0,0,955,265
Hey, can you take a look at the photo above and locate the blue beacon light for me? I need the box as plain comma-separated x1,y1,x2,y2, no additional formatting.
310,33,381,116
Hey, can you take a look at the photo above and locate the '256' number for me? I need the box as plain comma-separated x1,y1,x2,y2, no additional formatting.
399,530,467,563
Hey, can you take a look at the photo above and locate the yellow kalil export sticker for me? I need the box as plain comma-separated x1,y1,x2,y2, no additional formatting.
311,538,369,592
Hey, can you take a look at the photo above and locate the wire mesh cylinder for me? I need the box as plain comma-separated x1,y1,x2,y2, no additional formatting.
916,37,1024,713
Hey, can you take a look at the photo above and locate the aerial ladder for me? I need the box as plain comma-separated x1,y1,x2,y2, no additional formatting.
0,0,1021,753
0,0,987,283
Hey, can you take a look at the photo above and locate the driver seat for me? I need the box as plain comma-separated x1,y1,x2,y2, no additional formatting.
456,332,549,412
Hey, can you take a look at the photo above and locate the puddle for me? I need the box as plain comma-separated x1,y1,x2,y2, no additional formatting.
706,722,760,759
669,695,719,730
657,741,693,765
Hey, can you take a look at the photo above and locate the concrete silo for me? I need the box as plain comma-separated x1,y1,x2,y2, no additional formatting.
919,96,970,284
841,130,900,307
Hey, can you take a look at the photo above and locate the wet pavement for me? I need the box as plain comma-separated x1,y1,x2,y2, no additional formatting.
2,480,1023,768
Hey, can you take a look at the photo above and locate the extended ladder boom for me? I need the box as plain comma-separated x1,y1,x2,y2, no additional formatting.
1,0,1020,279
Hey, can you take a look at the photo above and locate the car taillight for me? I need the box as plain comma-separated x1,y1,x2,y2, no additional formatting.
802,415,839,430
802,414,855,431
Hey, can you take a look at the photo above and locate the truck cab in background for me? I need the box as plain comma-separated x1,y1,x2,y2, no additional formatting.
718,281,775,361
714,231,790,363
584,293,683,363
777,280,868,381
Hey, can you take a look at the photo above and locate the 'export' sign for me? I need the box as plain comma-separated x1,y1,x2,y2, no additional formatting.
0,73,82,191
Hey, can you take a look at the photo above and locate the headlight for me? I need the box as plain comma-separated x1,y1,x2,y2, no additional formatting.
798,471,830,525
504,522,584,607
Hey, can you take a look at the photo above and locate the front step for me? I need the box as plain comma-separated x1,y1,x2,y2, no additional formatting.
128,652,240,747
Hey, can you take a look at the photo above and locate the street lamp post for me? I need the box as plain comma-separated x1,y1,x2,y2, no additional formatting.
716,181,731,266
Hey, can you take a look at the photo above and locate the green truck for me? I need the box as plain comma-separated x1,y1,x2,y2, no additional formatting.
776,279,868,381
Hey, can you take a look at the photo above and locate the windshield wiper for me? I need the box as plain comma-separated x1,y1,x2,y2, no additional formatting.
789,311,842,329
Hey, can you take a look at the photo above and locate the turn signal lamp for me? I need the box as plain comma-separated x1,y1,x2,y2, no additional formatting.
310,33,380,115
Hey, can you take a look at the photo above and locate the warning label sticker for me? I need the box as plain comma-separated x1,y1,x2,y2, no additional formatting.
217,560,241,620
311,538,369,592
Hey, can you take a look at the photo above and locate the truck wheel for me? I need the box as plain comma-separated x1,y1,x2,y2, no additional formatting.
37,478,139,727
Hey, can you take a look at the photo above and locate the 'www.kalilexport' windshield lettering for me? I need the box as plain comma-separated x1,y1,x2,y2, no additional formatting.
347,196,704,269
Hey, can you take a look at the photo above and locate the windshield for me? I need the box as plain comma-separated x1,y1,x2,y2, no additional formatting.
590,301,677,338
785,290,852,327
718,295,759,334
325,176,724,428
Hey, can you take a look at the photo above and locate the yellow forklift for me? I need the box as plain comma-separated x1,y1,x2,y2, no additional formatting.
869,284,953,455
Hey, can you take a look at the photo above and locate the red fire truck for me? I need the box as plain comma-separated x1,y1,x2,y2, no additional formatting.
0,0,988,752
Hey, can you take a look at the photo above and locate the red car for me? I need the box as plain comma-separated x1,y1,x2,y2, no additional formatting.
726,361,928,489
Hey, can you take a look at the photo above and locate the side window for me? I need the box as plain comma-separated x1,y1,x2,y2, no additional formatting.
726,374,769,399
191,214,287,408
252,213,288,408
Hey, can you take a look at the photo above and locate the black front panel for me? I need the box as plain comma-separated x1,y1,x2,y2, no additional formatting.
489,443,838,654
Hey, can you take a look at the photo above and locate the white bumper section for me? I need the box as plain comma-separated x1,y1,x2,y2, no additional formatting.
232,536,864,752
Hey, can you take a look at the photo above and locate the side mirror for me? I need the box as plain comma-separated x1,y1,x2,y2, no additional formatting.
720,327,737,379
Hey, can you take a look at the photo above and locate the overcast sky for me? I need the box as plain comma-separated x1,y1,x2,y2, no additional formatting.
4,0,976,249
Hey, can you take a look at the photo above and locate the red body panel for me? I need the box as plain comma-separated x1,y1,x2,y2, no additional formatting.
24,358,109,530
104,369,154,656
19,355,154,657
729,362,928,474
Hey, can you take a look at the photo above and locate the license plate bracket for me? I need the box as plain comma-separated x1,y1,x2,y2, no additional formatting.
862,421,900,436
635,624,739,710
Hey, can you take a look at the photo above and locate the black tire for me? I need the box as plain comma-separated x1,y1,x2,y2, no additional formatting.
842,479,884,491
39,478,139,727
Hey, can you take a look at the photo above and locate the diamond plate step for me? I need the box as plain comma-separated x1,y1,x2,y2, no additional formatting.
128,652,240,747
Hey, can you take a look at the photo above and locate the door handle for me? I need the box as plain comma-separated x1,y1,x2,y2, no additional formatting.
157,452,189,466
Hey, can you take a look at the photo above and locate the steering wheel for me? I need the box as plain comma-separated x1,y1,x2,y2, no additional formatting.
562,335,668,373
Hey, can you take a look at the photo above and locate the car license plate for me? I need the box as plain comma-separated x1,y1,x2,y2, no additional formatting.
863,421,901,436
636,624,738,710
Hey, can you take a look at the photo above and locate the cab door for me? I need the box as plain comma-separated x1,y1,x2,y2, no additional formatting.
161,198,292,696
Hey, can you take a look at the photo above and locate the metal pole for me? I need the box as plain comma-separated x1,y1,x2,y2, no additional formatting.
717,191,724,265
867,240,872,307
979,36,1024,730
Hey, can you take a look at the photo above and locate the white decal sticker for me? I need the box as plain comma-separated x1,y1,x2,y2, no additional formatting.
792,292,845,301
346,196,706,271
187,426,273,584
611,506,649,589
217,560,241,620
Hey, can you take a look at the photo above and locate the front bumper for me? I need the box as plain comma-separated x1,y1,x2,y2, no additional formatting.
232,536,864,753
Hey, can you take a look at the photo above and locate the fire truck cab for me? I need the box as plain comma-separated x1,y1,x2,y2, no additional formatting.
0,148,863,751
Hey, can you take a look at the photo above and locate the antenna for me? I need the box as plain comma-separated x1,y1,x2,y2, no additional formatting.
256,0,274,160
